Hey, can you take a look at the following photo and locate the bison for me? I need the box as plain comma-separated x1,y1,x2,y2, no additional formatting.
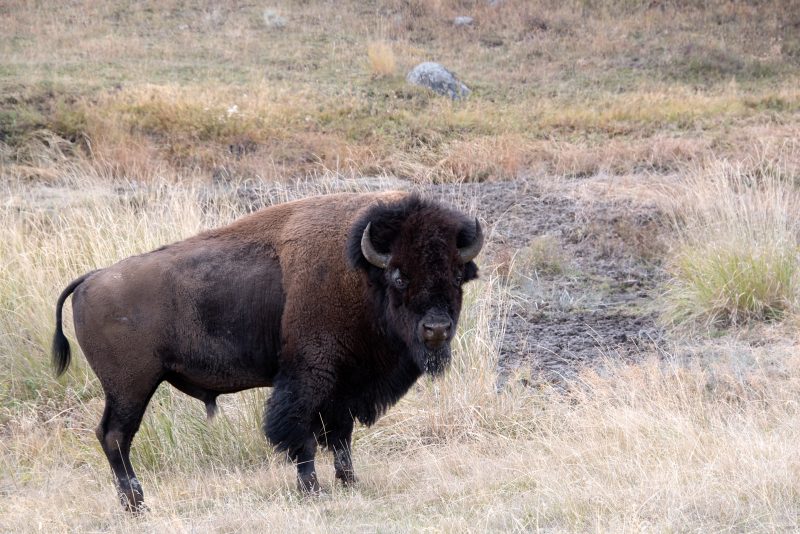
52,191,483,511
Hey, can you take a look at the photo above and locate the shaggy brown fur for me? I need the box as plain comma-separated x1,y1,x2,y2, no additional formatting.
52,191,483,511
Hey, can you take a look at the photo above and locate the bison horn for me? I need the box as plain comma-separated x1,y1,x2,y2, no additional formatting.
458,219,484,263
361,222,391,269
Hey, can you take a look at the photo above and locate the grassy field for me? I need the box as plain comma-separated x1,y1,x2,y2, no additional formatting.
3,0,800,183
3,0,800,531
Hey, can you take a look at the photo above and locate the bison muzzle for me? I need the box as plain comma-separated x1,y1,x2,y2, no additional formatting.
51,191,483,511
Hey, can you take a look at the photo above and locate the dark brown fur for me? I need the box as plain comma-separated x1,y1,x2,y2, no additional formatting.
52,191,481,510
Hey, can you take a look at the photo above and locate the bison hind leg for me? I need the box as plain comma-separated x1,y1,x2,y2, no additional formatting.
96,392,155,513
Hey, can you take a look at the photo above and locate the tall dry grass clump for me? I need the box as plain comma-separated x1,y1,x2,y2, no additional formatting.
367,41,396,78
660,149,800,327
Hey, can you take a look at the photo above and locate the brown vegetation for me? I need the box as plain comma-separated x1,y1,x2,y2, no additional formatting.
2,0,800,183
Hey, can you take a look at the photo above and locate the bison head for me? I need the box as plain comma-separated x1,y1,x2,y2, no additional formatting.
348,195,483,375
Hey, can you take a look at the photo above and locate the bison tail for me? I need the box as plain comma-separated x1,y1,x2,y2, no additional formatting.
52,273,92,377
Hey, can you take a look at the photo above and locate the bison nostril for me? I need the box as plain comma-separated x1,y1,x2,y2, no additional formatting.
422,321,452,341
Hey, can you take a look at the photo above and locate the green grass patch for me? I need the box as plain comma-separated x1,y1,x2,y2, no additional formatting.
667,244,798,326
662,156,800,328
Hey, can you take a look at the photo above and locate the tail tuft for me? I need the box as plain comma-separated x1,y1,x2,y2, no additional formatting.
52,273,92,377
52,328,72,378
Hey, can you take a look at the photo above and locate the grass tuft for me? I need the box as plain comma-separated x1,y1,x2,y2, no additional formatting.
494,236,569,287
661,151,800,327
367,41,397,78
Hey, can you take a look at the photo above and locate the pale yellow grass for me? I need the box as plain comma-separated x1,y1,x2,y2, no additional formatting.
536,87,800,133
2,174,800,531
367,41,397,78
4,340,799,531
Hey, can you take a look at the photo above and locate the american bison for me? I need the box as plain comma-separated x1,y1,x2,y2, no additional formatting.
52,191,483,511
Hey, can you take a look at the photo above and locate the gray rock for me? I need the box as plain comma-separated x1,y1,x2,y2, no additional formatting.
406,62,471,100
454,16,474,27
262,9,287,29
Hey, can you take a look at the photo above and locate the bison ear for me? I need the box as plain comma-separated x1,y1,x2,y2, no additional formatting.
463,261,479,283
457,217,482,282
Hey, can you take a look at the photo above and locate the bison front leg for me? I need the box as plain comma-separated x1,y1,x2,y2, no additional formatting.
264,374,325,495
292,437,321,494
329,415,357,486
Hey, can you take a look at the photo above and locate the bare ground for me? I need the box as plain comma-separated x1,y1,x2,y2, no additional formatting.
428,179,665,382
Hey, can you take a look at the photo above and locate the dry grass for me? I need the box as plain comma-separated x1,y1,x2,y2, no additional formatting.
367,41,397,78
660,148,800,328
495,235,570,287
2,177,800,531
3,0,800,182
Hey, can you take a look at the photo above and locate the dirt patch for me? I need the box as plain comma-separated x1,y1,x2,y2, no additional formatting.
419,179,666,383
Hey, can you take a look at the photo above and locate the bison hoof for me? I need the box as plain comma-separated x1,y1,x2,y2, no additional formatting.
335,470,358,486
118,477,146,513
297,473,321,495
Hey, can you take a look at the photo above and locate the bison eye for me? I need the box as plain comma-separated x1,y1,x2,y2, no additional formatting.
391,269,408,290
453,273,464,287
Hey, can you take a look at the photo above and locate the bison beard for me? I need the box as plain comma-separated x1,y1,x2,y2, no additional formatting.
51,191,482,510
419,345,450,376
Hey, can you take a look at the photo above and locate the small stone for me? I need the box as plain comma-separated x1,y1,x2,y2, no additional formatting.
406,62,471,100
262,9,287,29
454,16,474,27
